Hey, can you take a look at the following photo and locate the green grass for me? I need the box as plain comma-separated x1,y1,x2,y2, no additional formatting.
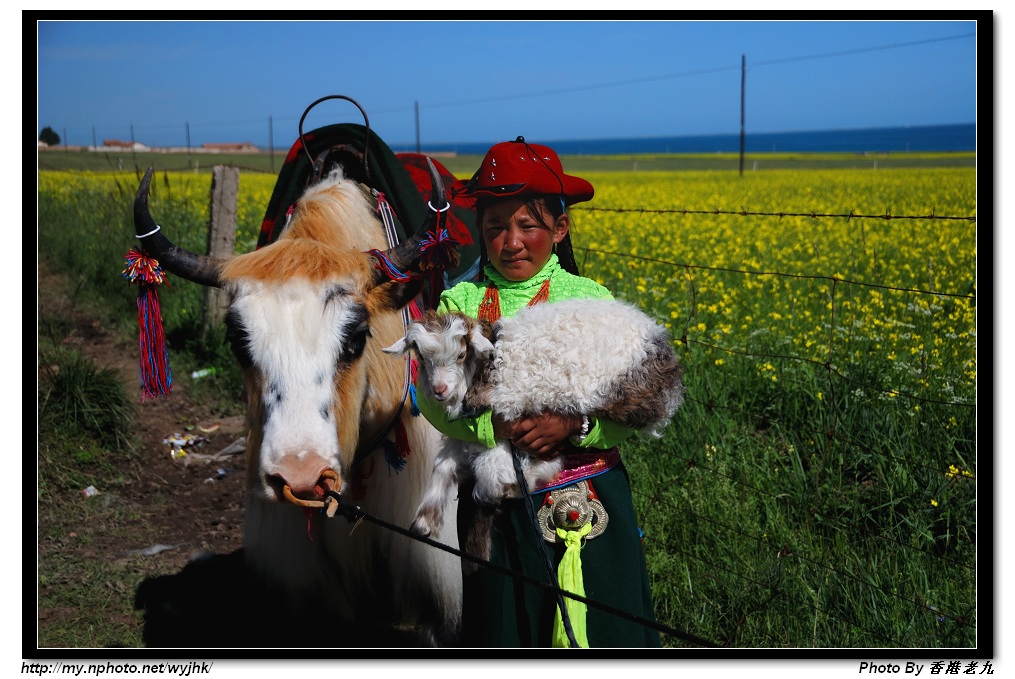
37,336,137,494
620,324,975,647
36,312,153,648
37,494,156,649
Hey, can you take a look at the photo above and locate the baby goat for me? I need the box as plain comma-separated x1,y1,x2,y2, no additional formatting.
383,298,685,546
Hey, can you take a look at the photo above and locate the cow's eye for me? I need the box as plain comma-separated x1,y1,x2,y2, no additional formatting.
341,320,370,363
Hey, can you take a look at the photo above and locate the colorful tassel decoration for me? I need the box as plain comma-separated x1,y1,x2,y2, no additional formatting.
408,384,420,417
419,226,460,310
122,248,173,401
418,227,460,273
407,298,423,321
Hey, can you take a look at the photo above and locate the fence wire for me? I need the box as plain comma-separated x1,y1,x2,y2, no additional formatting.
579,205,976,223
349,202,976,647
560,203,977,647
337,203,977,647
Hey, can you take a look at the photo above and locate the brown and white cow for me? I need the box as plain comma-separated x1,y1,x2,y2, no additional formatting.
132,161,462,646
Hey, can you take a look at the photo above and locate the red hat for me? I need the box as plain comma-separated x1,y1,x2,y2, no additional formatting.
450,136,594,208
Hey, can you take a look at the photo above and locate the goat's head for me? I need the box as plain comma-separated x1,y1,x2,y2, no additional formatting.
384,311,494,419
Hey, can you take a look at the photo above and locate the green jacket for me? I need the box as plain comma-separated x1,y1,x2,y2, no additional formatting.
414,254,636,451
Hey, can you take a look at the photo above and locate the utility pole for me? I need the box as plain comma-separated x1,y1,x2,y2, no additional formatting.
415,101,421,154
739,54,746,177
269,115,275,174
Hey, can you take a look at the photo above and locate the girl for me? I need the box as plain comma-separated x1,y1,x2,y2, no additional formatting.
416,137,661,648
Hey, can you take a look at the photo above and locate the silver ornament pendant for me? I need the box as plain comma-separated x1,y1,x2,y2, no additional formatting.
537,479,608,543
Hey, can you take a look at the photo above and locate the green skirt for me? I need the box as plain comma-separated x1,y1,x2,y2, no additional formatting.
456,464,661,648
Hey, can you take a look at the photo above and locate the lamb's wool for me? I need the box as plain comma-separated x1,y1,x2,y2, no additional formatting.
384,298,684,553
484,299,683,435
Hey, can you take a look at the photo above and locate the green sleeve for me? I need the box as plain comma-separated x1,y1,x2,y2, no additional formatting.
415,387,498,449
576,416,636,449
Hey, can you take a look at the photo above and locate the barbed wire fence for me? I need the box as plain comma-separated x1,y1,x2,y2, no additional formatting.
556,205,978,648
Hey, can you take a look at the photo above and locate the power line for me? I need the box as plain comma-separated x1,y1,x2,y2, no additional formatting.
419,33,975,110
422,65,740,110
49,32,975,139
750,32,975,69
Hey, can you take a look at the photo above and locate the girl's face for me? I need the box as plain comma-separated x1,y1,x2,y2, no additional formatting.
480,198,569,282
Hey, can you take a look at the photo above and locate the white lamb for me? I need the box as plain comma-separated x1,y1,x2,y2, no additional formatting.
383,298,685,549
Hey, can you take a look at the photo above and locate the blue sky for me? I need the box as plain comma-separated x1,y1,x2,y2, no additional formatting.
35,19,978,150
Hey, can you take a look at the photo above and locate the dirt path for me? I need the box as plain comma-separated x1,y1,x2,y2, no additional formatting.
36,269,252,647
42,275,249,561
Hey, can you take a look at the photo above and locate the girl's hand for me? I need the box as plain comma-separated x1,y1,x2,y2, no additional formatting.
493,412,585,459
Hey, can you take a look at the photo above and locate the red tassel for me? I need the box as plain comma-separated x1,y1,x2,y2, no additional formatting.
395,419,411,460
423,271,443,311
123,248,173,401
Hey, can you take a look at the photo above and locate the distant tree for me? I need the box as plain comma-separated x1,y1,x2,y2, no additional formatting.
39,127,60,146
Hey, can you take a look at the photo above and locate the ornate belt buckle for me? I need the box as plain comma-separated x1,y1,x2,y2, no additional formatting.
536,479,608,543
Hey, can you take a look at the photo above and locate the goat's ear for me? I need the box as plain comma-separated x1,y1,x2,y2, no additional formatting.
382,336,408,355
469,324,495,359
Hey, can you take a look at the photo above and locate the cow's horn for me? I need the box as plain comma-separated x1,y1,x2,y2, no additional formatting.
134,167,224,288
372,157,449,283
425,156,450,213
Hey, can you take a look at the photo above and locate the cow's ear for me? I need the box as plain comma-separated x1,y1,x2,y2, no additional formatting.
365,279,423,315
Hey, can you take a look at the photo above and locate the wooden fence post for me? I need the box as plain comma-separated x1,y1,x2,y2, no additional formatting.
203,165,239,336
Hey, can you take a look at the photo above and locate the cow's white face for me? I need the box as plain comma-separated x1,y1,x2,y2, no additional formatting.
226,276,370,502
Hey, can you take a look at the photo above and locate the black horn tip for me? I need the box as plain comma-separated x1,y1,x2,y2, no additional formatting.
135,167,154,206
127,166,224,288
426,157,449,211
134,167,159,237
138,166,154,194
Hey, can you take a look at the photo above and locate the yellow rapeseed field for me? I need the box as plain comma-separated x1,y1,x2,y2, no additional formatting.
39,167,976,405
38,170,281,254
570,168,976,404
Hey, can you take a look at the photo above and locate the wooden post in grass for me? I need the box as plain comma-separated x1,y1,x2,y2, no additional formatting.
203,165,239,337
